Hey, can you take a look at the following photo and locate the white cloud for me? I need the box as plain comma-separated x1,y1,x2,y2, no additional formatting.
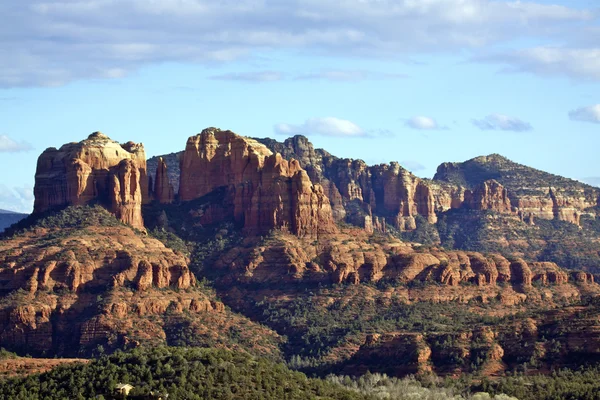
0,135,33,152
0,185,33,213
0,1,596,87
472,114,532,132
405,116,445,130
569,104,600,124
209,71,283,82
478,47,600,81
274,117,365,137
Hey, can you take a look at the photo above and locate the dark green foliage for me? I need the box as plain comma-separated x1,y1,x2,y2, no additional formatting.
0,347,370,400
436,209,507,253
475,367,600,400
399,215,440,245
254,287,500,367
0,348,19,359
1,205,125,239
148,228,190,256
142,187,240,242
436,209,600,272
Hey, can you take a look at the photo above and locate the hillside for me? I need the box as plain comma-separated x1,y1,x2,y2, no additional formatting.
434,154,597,196
0,206,281,359
0,346,369,400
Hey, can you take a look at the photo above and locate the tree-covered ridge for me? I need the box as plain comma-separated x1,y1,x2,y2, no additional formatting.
434,154,597,197
0,346,370,400
1,205,126,239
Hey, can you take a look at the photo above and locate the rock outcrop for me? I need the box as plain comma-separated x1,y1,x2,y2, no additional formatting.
153,157,175,204
145,134,600,236
33,132,148,229
464,180,511,213
179,128,337,237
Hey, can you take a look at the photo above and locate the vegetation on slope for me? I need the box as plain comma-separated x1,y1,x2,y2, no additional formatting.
433,154,596,197
475,367,600,400
0,346,370,400
436,209,600,272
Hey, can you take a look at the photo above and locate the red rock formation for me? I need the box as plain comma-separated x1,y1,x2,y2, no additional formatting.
468,252,499,286
510,258,533,286
33,132,148,229
154,157,175,204
464,180,512,213
110,159,144,229
179,128,336,237
530,262,569,285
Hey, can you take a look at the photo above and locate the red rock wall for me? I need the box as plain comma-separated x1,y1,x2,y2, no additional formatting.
179,128,337,237
33,132,147,229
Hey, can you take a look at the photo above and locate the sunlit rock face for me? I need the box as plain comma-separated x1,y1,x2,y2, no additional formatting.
33,132,148,229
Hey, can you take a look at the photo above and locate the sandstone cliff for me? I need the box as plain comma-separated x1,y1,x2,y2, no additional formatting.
145,134,599,236
179,128,337,237
33,132,148,229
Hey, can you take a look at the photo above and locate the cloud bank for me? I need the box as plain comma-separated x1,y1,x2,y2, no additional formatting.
569,104,600,124
477,47,600,81
0,1,597,87
472,114,533,132
405,116,445,130
0,135,33,152
274,117,365,137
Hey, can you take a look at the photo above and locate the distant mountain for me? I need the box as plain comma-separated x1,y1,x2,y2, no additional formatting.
0,210,27,232
434,153,597,197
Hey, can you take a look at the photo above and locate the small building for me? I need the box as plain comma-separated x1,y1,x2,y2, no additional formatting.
115,383,134,397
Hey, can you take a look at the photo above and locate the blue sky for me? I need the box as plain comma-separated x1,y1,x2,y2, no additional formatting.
1,0,599,213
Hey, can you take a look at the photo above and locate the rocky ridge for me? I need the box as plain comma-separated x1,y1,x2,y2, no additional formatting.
435,154,600,226
33,132,148,229
259,136,600,230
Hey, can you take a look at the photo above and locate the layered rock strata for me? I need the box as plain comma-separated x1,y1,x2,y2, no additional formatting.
213,231,586,290
179,128,337,237
0,224,225,355
33,132,148,229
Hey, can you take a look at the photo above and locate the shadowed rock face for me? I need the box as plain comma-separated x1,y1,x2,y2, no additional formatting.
179,128,337,237
153,157,174,204
33,132,148,229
